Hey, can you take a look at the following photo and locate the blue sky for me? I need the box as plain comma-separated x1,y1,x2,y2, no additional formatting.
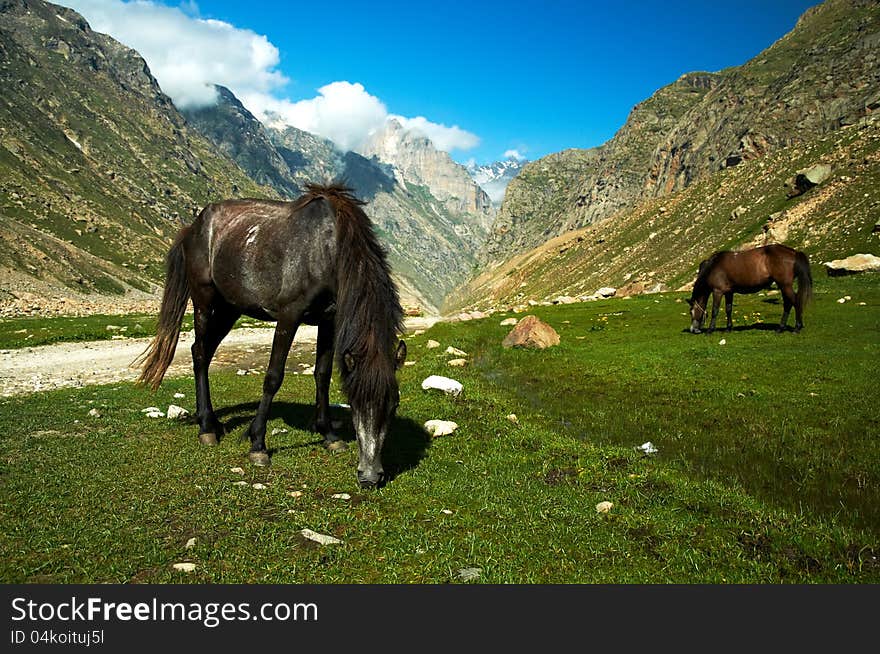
65,0,819,164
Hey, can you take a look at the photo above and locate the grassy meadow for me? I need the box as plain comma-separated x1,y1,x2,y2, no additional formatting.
0,271,878,583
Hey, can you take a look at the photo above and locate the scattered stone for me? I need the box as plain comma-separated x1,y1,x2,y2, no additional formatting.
173,392,185,399
172,562,197,572
185,537,197,549
301,529,342,545
719,338,727,345
553,295,577,304
232,481,249,486
445,346,467,356
502,315,560,349
144,410,164,418
404,361,416,366
500,317,518,326
252,483,267,490
440,509,453,515
288,491,304,498
506,414,519,424
331,493,351,500
166,404,189,420
426,340,440,349
636,442,658,455
447,358,467,367
424,419,459,437
594,287,616,298
236,369,249,376
421,375,463,397
596,501,614,514
87,408,101,418
824,253,880,276
271,427,289,436
457,567,482,581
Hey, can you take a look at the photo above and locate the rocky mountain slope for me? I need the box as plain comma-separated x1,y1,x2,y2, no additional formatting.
0,0,271,314
483,0,880,265
447,114,880,312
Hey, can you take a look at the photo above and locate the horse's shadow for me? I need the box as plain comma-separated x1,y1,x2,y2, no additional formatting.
212,401,430,483
681,322,795,335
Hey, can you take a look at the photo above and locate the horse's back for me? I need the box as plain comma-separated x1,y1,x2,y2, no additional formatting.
188,196,339,314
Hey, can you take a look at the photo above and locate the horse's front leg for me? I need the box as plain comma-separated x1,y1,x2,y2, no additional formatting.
245,319,298,465
724,292,734,332
707,291,723,333
312,317,347,452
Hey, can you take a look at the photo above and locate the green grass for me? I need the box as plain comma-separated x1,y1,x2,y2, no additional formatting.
0,314,275,349
1,274,878,583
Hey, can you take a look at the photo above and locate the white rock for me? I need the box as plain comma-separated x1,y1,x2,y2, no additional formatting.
506,414,519,424
271,427,288,436
421,375,463,397
424,420,459,437
172,562,197,572
637,441,658,455
166,404,189,420
719,338,727,345
426,340,440,349
185,537,197,549
288,491,304,498
331,493,351,500
458,567,482,581
301,529,342,545
596,501,614,514
837,297,847,304
595,287,617,298
145,410,165,419
445,346,467,356
252,483,267,490
173,392,185,399
447,358,467,367
500,318,518,326
232,481,249,486
88,408,101,418
404,361,416,366
141,406,162,413
440,509,453,515
230,467,244,475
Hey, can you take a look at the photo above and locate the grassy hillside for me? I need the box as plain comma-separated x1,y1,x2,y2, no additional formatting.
1,273,877,583
448,116,880,312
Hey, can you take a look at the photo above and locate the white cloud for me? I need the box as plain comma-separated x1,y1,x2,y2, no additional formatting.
504,149,526,161
246,82,388,153
64,0,287,108
391,115,480,153
63,0,479,154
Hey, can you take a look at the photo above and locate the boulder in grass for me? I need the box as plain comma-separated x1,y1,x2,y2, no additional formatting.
502,315,560,349
421,375,463,397
424,420,458,437
823,253,880,276
500,317,518,326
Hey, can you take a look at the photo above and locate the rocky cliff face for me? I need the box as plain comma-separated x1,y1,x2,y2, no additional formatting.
0,0,269,309
483,0,880,264
358,119,495,234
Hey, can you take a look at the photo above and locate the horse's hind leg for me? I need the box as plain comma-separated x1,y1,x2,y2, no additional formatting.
245,318,299,465
724,292,734,332
778,284,796,332
192,299,240,445
312,317,346,452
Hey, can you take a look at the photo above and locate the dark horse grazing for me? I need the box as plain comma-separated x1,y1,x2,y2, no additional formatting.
137,184,407,488
687,244,812,334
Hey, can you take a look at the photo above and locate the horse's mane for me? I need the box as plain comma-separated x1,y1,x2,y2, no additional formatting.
693,250,727,294
297,183,403,405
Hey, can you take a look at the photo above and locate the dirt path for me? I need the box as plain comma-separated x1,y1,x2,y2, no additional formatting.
0,317,439,397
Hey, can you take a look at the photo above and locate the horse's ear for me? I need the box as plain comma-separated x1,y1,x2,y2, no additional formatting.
395,340,407,369
343,350,355,371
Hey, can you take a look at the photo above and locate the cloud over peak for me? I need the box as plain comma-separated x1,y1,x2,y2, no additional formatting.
64,0,479,155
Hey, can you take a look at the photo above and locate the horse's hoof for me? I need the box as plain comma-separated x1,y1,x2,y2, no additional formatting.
325,440,348,453
198,433,219,446
248,451,271,466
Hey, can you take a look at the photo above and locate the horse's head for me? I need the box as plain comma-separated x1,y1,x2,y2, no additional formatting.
342,340,407,488
686,296,707,333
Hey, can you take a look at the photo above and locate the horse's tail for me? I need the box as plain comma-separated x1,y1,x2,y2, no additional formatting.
795,250,813,306
135,227,191,390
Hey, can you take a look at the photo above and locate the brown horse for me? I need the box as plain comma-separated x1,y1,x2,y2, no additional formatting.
136,184,406,488
687,244,812,334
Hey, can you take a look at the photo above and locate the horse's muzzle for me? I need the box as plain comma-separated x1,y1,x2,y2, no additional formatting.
357,470,384,489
